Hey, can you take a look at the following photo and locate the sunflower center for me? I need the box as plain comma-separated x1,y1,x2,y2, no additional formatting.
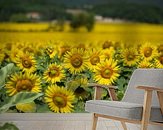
101,68,113,79
24,47,34,53
22,57,32,68
46,47,53,54
158,45,163,53
103,41,112,49
53,95,67,108
60,45,70,57
71,55,83,68
49,68,59,77
105,53,110,60
144,47,152,57
159,56,163,64
90,56,100,65
16,79,33,92
74,87,86,98
127,54,135,61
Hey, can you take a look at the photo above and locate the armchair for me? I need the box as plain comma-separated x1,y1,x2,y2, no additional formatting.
85,69,163,130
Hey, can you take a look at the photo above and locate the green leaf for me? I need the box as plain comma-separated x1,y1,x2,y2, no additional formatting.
0,63,14,89
101,89,108,98
0,123,19,130
0,92,43,113
117,77,127,91
66,80,80,91
117,91,124,101
74,100,85,112
16,102,36,113
0,104,11,113
11,92,43,105
36,104,52,113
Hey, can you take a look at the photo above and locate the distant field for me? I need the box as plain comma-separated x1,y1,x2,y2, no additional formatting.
0,22,163,44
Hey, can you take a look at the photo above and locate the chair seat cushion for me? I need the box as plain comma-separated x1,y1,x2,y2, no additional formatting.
85,100,163,122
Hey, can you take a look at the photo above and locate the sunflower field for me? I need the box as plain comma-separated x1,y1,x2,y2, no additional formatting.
0,40,163,113
1,22,163,43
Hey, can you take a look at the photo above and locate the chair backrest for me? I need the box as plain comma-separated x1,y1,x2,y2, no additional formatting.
122,68,163,107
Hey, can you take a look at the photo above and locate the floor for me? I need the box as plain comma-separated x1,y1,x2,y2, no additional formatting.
0,113,141,130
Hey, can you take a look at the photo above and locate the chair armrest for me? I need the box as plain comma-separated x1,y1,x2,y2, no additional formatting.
88,83,118,101
137,86,163,92
137,86,163,122
88,83,117,89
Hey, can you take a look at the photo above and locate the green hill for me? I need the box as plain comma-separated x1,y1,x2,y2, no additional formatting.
0,0,163,23
54,0,163,8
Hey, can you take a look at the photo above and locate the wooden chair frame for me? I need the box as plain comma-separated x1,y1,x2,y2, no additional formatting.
88,83,163,130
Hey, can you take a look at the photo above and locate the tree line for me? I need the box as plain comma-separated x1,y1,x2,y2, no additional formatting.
0,0,163,25
91,2,163,24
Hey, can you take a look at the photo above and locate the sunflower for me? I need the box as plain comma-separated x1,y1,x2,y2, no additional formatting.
63,48,89,74
157,44,163,53
9,45,20,63
3,43,11,61
113,41,122,50
154,54,163,68
102,40,113,49
139,42,158,61
34,42,44,56
15,51,37,73
43,63,65,83
94,59,120,85
121,48,139,67
58,42,71,58
44,85,75,113
22,42,35,54
45,45,58,59
102,47,115,61
74,43,86,50
87,48,105,71
15,42,25,50
137,59,153,68
4,42,12,51
73,78,89,99
5,73,42,96
79,77,88,87
66,77,88,99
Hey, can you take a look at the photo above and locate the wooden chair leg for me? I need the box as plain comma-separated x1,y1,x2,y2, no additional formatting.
121,121,127,130
92,113,98,130
157,91,163,114
141,90,152,130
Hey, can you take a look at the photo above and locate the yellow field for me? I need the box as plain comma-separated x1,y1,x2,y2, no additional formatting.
0,22,163,44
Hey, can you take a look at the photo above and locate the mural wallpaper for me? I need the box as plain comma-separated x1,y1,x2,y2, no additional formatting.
0,41,163,113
